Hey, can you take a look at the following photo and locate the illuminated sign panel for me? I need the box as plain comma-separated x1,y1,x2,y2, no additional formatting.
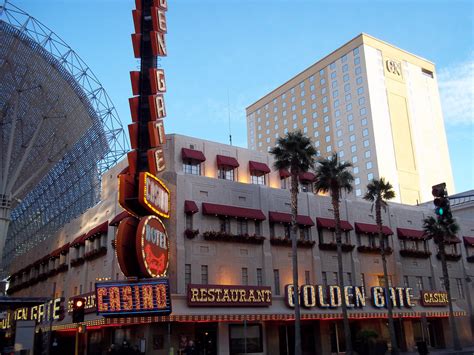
285,285,416,309
0,298,64,330
420,291,449,306
188,285,272,307
138,172,170,218
95,279,171,317
136,215,169,278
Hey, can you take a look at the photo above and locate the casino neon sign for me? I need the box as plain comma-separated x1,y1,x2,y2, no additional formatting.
96,279,171,317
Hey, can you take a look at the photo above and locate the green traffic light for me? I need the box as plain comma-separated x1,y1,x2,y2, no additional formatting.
438,208,444,216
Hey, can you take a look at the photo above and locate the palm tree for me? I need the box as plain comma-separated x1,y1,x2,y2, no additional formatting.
363,178,399,355
270,130,317,355
423,215,461,351
314,152,354,354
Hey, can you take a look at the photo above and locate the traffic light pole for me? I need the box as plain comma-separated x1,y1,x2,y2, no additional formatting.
74,330,79,355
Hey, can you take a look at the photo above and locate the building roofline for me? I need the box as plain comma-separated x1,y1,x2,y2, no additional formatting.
246,33,435,112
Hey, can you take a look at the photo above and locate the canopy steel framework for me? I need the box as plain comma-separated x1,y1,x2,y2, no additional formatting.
0,1,129,274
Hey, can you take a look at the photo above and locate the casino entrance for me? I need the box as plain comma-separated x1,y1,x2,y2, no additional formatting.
278,323,317,355
195,322,217,355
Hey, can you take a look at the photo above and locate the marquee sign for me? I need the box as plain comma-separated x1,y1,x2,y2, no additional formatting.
136,215,169,277
188,285,272,307
285,285,416,309
0,298,64,330
138,172,170,218
95,279,171,317
420,291,449,307
115,0,172,297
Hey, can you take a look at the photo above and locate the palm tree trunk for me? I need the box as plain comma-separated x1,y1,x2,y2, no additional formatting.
376,200,399,355
332,190,353,354
439,241,462,350
290,173,302,355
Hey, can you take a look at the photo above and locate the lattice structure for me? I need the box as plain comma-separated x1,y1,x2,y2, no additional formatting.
0,1,129,274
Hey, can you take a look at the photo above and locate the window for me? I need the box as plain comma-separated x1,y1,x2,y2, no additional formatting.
220,218,230,233
335,120,341,128
349,134,355,142
251,173,265,185
342,64,348,73
309,75,315,82
331,71,336,79
366,161,372,169
229,324,263,354
330,62,336,70
333,272,339,285
367,173,374,181
355,188,361,196
355,177,360,185
300,90,305,97
305,271,311,285
284,225,291,239
218,167,234,180
326,145,332,153
356,77,363,85
359,97,365,106
347,113,353,121
361,118,367,126
428,277,434,290
360,107,367,115
363,139,370,148
341,54,347,63
322,272,328,287
357,87,364,95
332,81,338,89
353,47,359,56
274,269,280,295
185,264,191,288
457,278,464,298
183,160,201,175
237,219,248,235
403,276,409,288
201,265,208,284
352,156,358,163
185,214,193,230
354,56,360,65
364,150,371,158
336,130,342,137
256,268,263,286
320,78,326,85
343,74,349,82
344,83,350,92
300,227,311,241
255,221,261,236
351,145,356,153
334,99,340,108
346,103,352,112
242,267,248,285
345,93,351,102
353,166,359,174
355,67,361,75
416,276,424,292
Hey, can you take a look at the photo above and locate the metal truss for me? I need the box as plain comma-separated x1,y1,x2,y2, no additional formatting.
0,1,129,273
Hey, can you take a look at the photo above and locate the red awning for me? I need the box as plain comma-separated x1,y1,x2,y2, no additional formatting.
279,169,291,178
202,203,265,220
397,228,427,240
249,161,271,174
85,221,108,240
316,217,353,231
60,243,70,254
184,200,199,215
464,236,474,247
49,247,62,258
299,172,315,182
269,211,315,226
445,236,461,244
182,148,206,162
70,234,87,248
355,222,393,235
109,211,130,226
216,155,239,168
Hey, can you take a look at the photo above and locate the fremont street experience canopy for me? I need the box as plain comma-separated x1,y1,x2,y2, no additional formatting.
0,1,129,275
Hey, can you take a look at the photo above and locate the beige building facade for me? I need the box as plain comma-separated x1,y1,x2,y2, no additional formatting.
4,134,473,355
246,33,455,205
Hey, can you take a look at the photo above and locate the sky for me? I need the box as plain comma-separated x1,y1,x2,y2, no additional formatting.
9,0,474,193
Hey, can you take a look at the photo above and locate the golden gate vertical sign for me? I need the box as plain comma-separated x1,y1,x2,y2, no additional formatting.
97,0,172,317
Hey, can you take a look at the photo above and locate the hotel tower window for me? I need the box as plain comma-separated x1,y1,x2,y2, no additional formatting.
181,147,206,175
217,154,239,181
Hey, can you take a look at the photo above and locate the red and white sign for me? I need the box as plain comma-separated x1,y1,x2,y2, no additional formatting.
136,215,169,278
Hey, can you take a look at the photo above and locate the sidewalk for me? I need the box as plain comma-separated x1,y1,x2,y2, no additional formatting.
400,346,474,355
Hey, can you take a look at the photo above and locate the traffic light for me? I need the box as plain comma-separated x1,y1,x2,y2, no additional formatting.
72,297,85,323
432,183,451,220
77,324,87,334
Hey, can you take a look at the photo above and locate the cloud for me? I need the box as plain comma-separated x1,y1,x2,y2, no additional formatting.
438,56,474,126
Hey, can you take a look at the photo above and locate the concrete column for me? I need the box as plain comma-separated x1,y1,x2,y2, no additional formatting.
319,321,332,355
217,322,229,355
265,322,280,355
402,319,415,352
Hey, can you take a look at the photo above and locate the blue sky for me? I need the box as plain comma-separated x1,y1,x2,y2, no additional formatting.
12,0,474,193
